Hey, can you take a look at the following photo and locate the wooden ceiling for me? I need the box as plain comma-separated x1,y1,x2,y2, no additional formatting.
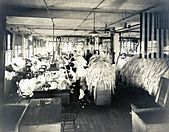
1,0,168,38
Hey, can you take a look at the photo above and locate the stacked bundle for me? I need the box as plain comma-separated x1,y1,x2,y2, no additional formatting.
121,57,169,95
86,56,116,105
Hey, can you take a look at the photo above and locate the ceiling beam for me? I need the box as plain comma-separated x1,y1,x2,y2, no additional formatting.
7,24,105,31
107,4,159,27
116,23,140,31
5,6,134,19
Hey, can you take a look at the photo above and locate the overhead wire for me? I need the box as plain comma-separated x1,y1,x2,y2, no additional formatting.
43,0,56,61
97,4,160,32
76,0,105,29
43,0,55,25
107,4,159,27
43,0,55,40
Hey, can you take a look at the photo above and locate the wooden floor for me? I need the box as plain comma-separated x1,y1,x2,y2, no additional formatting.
74,90,134,132
73,85,153,132
5,83,153,132
76,104,132,132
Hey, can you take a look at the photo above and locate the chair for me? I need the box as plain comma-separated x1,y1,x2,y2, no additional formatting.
61,103,78,132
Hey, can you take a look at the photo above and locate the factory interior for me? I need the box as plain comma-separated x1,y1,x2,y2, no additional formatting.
1,0,169,132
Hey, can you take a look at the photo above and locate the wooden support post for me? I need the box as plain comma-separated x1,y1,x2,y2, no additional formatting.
57,37,61,56
151,12,155,58
161,28,164,58
154,12,157,58
140,13,143,58
148,13,152,58
21,35,25,58
32,38,35,56
158,12,162,58
166,29,169,58
120,39,122,54
35,38,37,54
0,16,6,103
141,12,146,58
156,28,160,58
144,12,148,58
12,33,15,58
163,29,167,58
37,40,40,54
110,32,115,64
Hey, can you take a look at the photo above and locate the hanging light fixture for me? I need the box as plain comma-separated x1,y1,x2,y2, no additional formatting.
88,11,100,36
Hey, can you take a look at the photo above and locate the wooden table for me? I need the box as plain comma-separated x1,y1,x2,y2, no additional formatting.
19,98,62,132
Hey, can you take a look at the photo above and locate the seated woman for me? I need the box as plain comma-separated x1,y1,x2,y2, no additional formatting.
18,73,44,98
68,68,80,103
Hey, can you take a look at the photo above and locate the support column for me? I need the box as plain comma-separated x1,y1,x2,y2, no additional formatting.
156,28,160,58
144,12,148,58
147,13,151,58
38,40,40,54
140,13,143,58
167,29,169,58
57,37,61,56
35,38,37,55
28,40,30,58
21,35,25,58
151,12,155,58
32,38,35,56
141,12,146,58
0,16,6,104
160,28,164,58
153,12,157,58
110,32,115,64
12,33,15,58
163,29,167,58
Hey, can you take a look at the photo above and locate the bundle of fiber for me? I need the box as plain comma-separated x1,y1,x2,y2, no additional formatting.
121,57,169,95
86,55,116,95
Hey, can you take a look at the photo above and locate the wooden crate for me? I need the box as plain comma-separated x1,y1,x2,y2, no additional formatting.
131,77,169,112
132,109,169,132
94,81,112,106
95,89,111,106
131,77,169,132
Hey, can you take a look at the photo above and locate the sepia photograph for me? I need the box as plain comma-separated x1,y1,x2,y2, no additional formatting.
0,0,169,132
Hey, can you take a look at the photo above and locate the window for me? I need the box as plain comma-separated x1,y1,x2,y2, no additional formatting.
15,34,22,57
5,32,13,65
6,32,12,50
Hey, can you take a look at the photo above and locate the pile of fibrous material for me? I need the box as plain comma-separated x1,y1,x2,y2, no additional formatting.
86,55,116,98
121,57,169,95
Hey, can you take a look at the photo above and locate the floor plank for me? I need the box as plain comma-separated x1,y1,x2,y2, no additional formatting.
75,99,132,132
74,85,150,132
